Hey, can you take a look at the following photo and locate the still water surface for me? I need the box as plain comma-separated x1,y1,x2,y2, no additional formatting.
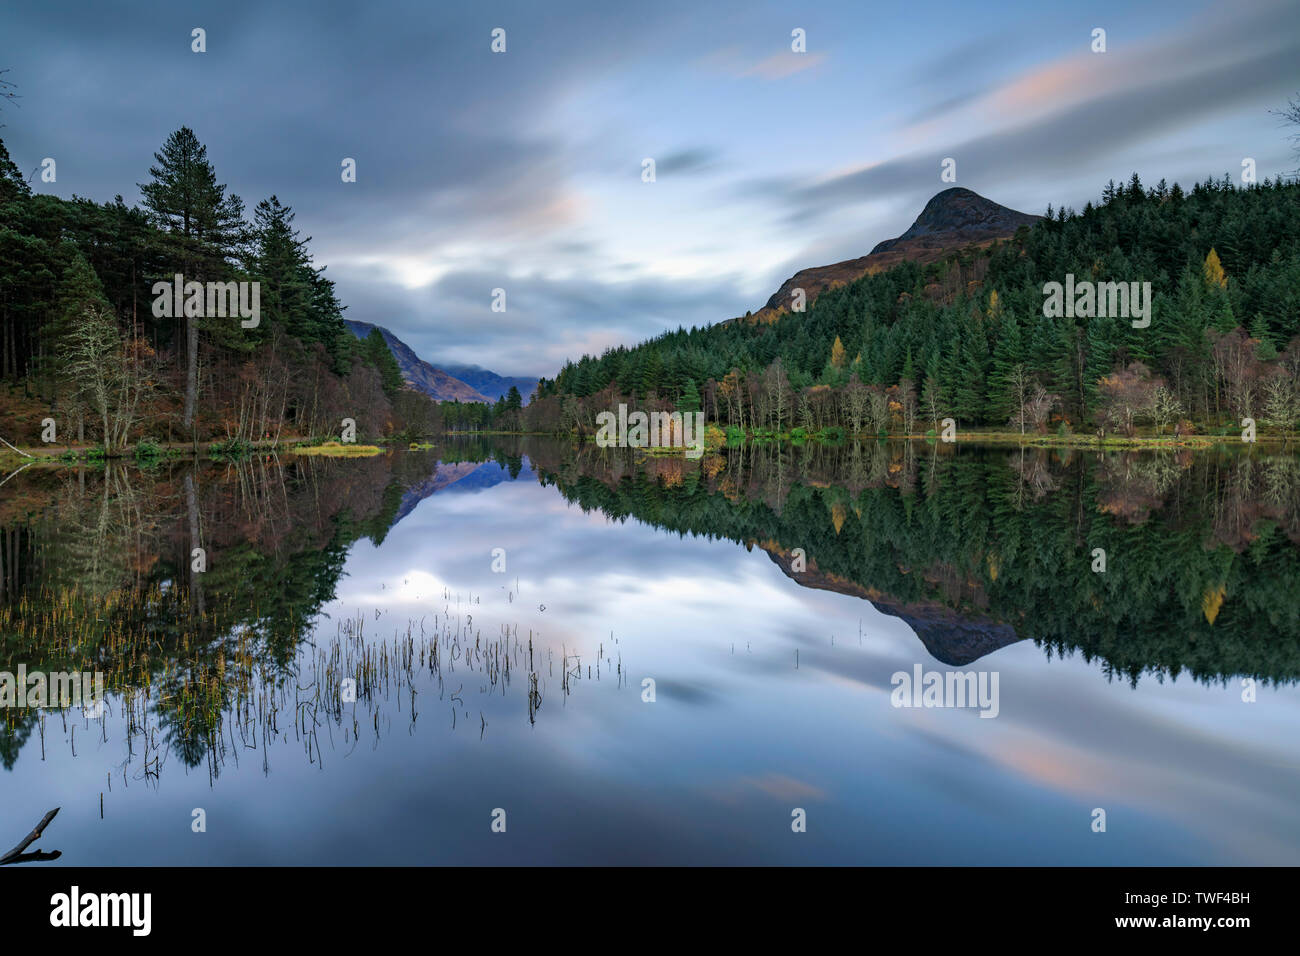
2,439,1298,864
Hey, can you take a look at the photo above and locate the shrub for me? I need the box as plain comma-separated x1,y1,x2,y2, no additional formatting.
208,438,250,459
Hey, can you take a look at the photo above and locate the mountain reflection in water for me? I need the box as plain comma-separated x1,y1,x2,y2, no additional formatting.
1,438,1297,864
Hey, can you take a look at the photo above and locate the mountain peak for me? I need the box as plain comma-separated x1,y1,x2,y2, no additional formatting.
870,187,1039,255
747,188,1040,323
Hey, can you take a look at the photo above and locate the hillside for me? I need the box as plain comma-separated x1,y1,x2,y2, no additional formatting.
745,187,1040,323
438,363,540,405
535,174,1300,436
344,321,490,403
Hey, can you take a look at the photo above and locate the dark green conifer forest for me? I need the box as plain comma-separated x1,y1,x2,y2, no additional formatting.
530,175,1300,440
0,125,426,449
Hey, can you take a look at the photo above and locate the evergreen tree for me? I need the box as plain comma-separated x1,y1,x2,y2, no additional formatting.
676,378,702,413
360,328,404,396
139,127,243,250
138,126,245,431
249,196,314,341
0,135,30,205
988,317,1025,422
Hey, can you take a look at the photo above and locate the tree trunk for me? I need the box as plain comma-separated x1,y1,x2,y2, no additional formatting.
183,316,198,432
185,471,205,616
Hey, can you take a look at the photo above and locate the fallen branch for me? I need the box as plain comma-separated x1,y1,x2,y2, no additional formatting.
0,807,61,865
0,433,34,458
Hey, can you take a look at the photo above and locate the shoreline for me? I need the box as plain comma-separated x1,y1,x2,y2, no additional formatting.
4,428,1295,470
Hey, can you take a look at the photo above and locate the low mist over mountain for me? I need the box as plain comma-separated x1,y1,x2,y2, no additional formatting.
745,187,1040,323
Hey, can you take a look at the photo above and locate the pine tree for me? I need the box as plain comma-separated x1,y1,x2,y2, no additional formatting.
249,196,314,340
0,135,31,205
360,328,404,396
138,126,245,431
139,127,243,253
920,359,944,429
1251,314,1278,360
47,252,111,412
676,378,702,413
1085,316,1120,417
51,251,110,341
946,317,987,422
1051,322,1087,424
640,351,664,398
988,316,1025,422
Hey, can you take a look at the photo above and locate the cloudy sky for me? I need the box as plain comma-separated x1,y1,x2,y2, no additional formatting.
4,0,1298,377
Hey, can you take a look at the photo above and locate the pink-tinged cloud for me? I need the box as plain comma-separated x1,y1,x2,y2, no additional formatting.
743,51,828,79
698,46,828,80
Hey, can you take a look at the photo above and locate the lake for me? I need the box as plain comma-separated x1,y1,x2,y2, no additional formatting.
2,438,1298,864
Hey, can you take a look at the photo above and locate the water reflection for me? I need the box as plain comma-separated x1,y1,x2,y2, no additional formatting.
522,436,1300,683
1,440,1297,864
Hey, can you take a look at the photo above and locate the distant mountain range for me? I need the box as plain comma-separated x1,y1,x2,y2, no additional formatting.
344,320,539,404
743,187,1041,323
434,363,541,406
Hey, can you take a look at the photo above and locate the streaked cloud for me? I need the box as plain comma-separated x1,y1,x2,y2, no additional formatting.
4,0,1295,379
743,51,828,79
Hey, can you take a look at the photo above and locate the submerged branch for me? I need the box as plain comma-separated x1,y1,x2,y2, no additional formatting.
0,807,62,865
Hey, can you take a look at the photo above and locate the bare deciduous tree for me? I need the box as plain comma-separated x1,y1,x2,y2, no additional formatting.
1152,384,1185,435
65,306,155,451
844,374,868,434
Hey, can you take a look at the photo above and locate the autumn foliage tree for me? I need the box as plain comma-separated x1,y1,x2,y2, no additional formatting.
1097,362,1160,436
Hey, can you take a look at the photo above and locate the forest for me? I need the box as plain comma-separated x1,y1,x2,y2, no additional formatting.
0,126,439,452
6,120,1300,452
527,174,1300,441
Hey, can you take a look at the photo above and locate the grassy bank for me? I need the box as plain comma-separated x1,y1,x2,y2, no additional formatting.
0,436,389,469
6,426,1295,471
290,441,383,457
